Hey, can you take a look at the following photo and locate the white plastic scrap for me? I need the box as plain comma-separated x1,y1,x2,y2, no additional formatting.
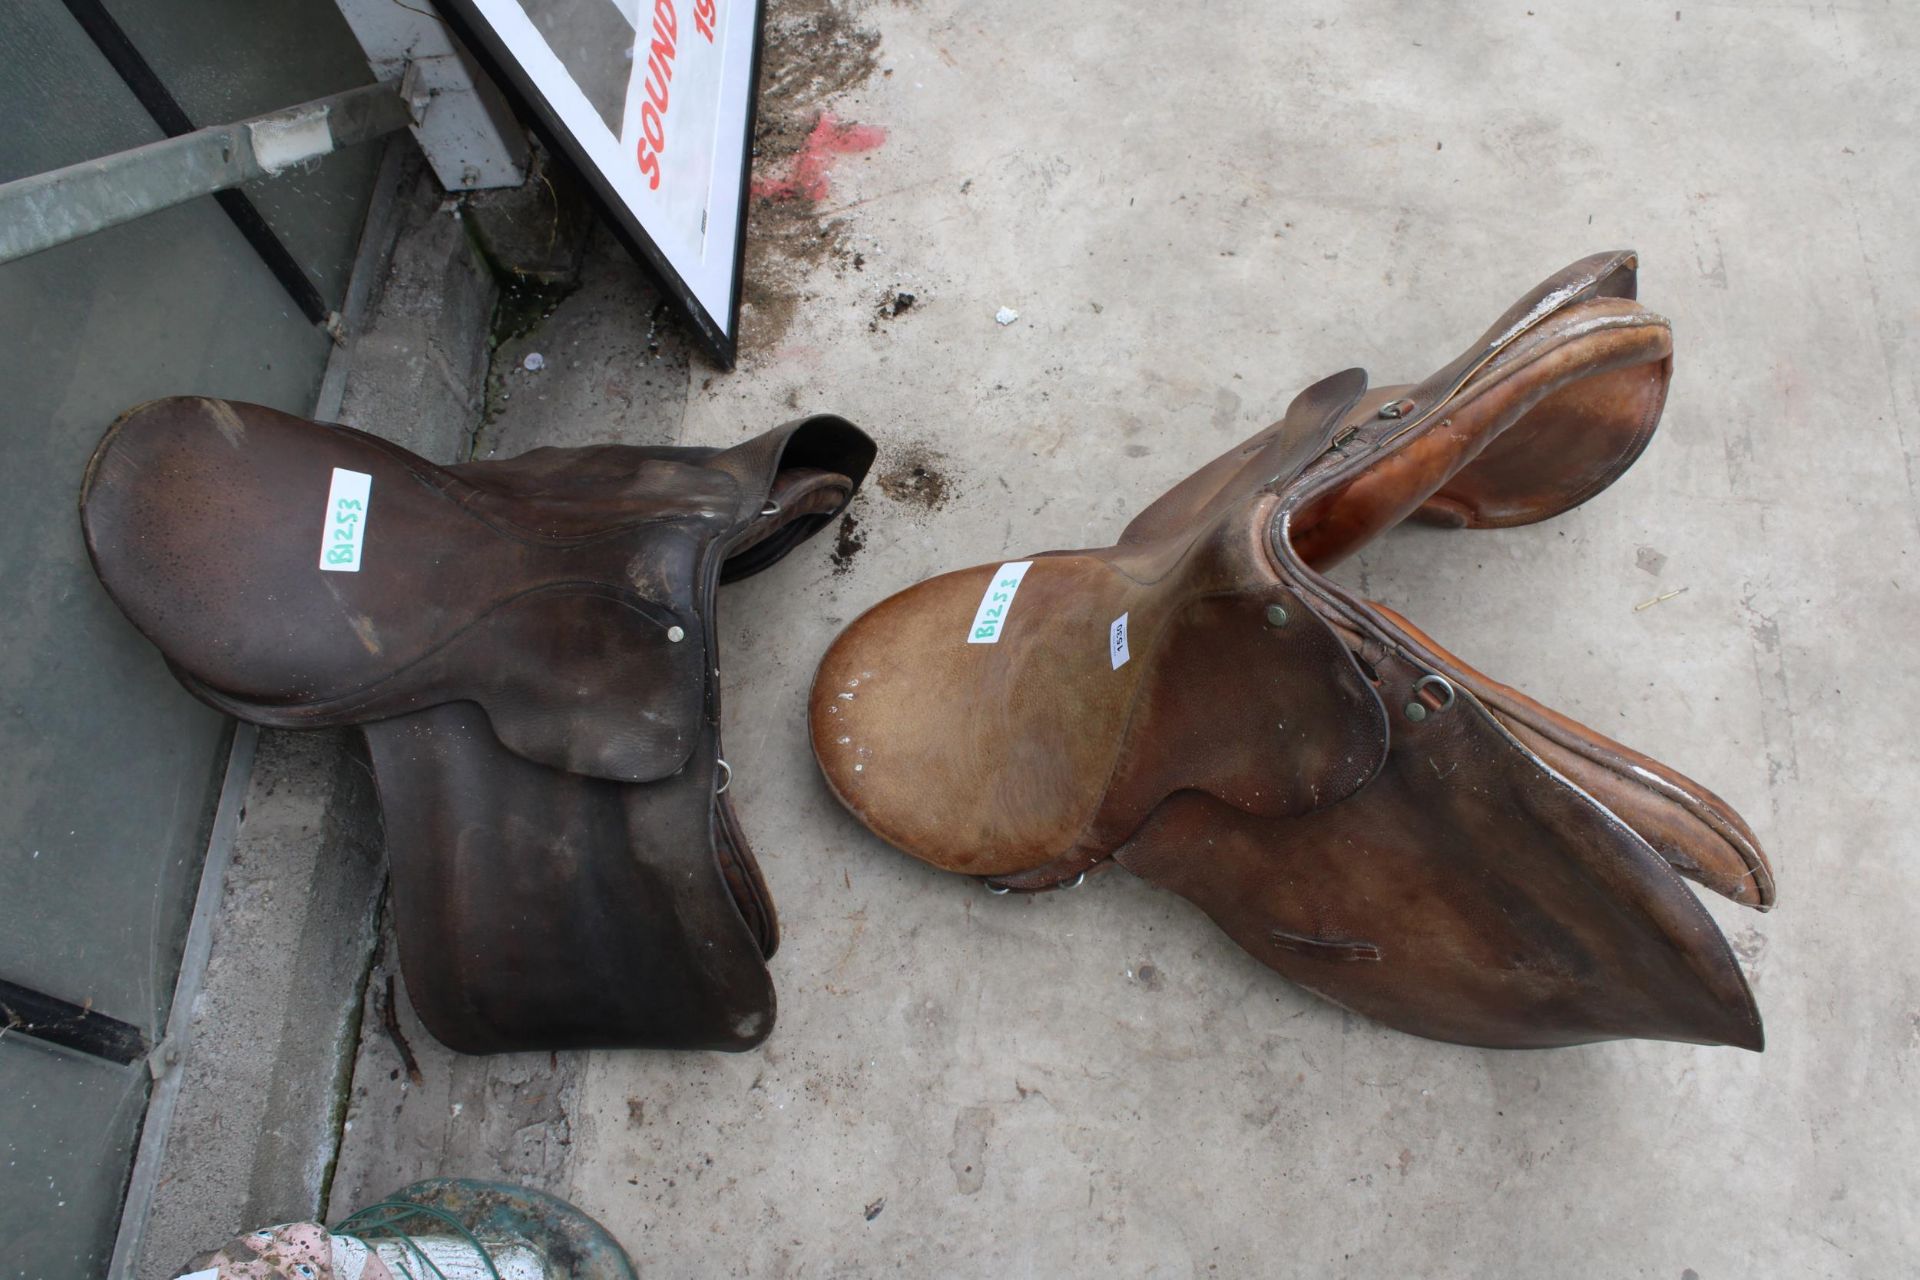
994,306,1019,326
522,352,546,372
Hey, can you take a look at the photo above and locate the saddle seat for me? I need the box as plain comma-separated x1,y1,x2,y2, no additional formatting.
84,397,875,1052
809,252,1772,1050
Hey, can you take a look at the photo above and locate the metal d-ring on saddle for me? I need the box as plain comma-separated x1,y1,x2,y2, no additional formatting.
82,398,874,1053
809,252,1774,1051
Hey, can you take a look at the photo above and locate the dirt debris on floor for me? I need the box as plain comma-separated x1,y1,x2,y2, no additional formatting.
327,933,583,1213
870,288,920,330
874,447,955,510
479,228,693,457
830,506,867,573
739,0,885,355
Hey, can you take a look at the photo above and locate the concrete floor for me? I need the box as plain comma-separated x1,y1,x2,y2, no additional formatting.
349,2,1915,1275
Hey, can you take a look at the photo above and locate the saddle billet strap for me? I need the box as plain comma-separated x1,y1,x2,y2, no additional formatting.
697,425,874,957
1360,601,1773,909
983,848,1104,894
713,783,778,958
722,464,859,582
707,413,878,535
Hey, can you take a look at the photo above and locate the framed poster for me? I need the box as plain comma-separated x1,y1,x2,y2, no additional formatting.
437,0,764,367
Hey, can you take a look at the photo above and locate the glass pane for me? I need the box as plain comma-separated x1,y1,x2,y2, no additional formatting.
0,0,335,1032
0,1035,151,1279
101,0,383,307
0,4,394,1274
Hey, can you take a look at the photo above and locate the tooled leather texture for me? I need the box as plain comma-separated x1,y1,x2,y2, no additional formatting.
811,252,1773,1050
83,398,875,1053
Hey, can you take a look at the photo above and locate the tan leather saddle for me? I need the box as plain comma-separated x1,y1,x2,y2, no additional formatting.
83,397,874,1053
810,252,1772,1050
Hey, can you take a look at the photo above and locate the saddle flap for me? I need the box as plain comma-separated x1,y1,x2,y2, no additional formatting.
81,397,707,783
1113,657,1762,1050
365,703,775,1053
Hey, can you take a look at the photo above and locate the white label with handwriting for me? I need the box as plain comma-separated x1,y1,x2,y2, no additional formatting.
966,561,1033,643
318,468,372,572
1109,612,1130,669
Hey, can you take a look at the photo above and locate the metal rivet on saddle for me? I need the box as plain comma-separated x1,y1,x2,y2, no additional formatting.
985,869,1085,894
1265,603,1290,628
1403,673,1456,722
666,625,686,643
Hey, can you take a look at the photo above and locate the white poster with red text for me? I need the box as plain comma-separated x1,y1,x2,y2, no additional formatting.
464,0,758,339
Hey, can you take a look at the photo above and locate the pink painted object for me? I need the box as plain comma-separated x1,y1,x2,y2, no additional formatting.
751,113,887,202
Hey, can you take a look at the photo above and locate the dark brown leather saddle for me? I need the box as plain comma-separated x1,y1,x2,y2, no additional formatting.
82,397,874,1053
810,252,1773,1050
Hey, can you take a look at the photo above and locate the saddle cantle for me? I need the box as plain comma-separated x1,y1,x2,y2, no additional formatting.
809,252,1772,1051
83,397,874,1053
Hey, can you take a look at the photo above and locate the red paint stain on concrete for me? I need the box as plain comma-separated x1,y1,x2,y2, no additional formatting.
751,113,887,202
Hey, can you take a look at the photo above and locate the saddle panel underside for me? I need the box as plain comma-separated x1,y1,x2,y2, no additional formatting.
1291,296,1673,568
